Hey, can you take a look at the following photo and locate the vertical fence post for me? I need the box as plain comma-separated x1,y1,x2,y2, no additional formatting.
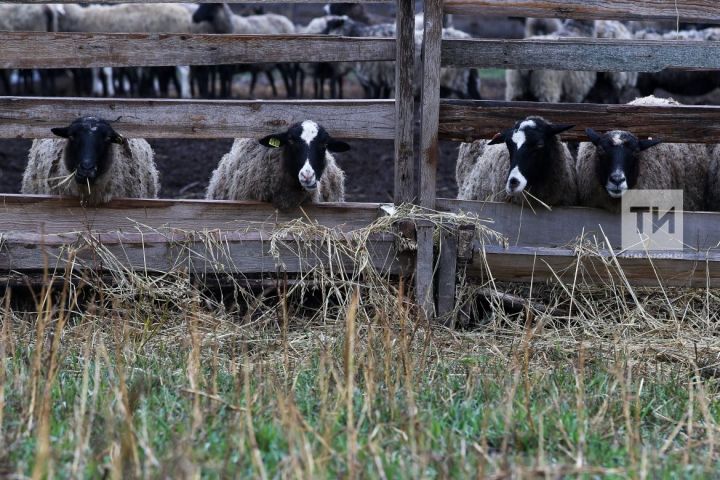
394,0,416,205
416,0,443,320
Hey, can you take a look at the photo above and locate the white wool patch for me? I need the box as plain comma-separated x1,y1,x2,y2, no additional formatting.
298,159,317,190
506,166,528,195
300,120,320,145
612,133,623,146
511,120,536,149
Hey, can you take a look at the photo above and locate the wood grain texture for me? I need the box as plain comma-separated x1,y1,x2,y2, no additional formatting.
0,97,395,140
443,0,720,24
0,33,395,69
438,100,720,144
0,195,385,235
436,227,457,321
472,245,720,288
437,199,720,252
418,0,443,209
415,223,436,319
393,0,416,204
442,38,720,72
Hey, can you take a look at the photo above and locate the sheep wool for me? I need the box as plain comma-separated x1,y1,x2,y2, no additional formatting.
576,95,711,212
22,138,159,205
206,139,345,210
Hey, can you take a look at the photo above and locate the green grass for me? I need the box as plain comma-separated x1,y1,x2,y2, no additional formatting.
3,290,720,478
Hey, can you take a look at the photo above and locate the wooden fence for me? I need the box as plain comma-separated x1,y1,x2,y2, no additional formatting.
3,0,720,322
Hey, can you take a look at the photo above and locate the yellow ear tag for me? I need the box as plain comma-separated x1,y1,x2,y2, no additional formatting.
269,138,281,147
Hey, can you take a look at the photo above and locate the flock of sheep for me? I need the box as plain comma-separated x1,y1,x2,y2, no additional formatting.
8,7,720,214
0,2,479,100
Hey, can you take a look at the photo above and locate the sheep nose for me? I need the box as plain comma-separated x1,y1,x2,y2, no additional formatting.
508,177,520,190
610,172,626,186
300,171,314,181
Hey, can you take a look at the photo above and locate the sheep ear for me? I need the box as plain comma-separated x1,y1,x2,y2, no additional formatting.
488,130,507,145
51,127,70,138
638,137,662,151
547,124,574,137
327,139,350,153
323,17,346,33
585,128,602,145
258,133,287,149
109,128,125,144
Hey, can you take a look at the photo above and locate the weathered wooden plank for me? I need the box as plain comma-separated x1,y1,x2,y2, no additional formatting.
415,223,436,319
442,39,720,72
393,0,416,204
0,231,405,275
443,0,720,24
436,227,458,322
437,199,720,252
0,195,385,235
438,100,720,144
0,97,395,140
0,33,395,69
418,0,443,209
472,245,720,288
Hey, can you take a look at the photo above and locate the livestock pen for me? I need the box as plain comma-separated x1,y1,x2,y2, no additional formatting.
5,0,720,477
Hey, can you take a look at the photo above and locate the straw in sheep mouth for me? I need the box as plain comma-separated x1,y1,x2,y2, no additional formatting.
47,170,76,188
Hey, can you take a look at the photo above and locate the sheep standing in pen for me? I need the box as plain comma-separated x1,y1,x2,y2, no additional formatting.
506,19,597,103
456,117,577,206
524,17,562,37
206,121,350,211
576,96,710,212
588,20,639,103
191,3,295,98
22,116,159,205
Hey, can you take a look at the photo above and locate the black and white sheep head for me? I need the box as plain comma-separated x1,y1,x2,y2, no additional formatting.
192,3,231,26
51,116,124,186
585,128,662,198
488,117,574,197
258,121,350,191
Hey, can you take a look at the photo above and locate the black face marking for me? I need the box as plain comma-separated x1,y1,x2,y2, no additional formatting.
258,121,350,191
489,117,574,195
192,3,222,23
51,116,123,185
585,128,662,198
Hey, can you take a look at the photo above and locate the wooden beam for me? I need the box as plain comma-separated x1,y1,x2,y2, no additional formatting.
442,38,720,72
394,0,416,204
1,231,405,275
0,33,394,69
436,227,458,322
443,0,720,24
437,199,720,252
438,100,720,144
0,195,385,235
473,245,720,288
0,97,395,140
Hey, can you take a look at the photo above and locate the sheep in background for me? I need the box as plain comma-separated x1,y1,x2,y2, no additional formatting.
506,19,597,103
634,28,720,99
22,116,159,205
588,20,639,103
58,3,212,97
524,17,562,37
206,121,349,211
191,3,296,98
576,96,710,212
456,116,577,206
0,4,60,96
706,146,720,211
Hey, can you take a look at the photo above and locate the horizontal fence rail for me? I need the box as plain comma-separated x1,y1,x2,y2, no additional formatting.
2,0,393,3
0,33,395,69
443,0,720,24
438,100,720,143
0,97,396,139
0,196,405,277
437,199,720,252
442,39,720,72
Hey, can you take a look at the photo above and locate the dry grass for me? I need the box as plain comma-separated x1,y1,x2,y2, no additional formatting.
2,207,720,477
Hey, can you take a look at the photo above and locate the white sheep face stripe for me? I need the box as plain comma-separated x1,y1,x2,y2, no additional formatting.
300,120,319,145
506,166,527,195
511,120,536,150
606,169,628,198
299,160,317,190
